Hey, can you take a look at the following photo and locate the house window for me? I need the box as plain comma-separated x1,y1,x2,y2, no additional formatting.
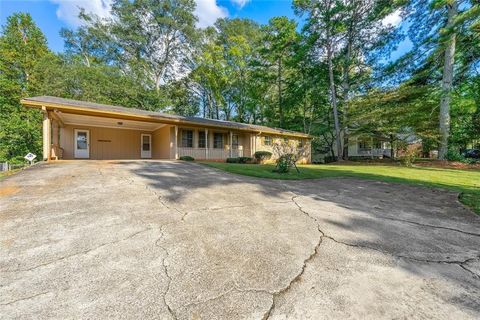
232,134,239,149
373,140,382,149
263,136,272,146
299,139,304,148
181,130,193,148
358,140,370,150
198,131,207,148
214,133,223,149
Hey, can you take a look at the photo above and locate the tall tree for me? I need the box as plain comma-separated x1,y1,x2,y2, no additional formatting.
260,17,299,128
294,0,346,159
438,0,459,159
394,0,479,159
72,0,199,93
0,13,50,161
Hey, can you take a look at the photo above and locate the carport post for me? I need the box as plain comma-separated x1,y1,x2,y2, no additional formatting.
42,106,51,161
174,125,178,159
229,131,233,157
205,129,209,159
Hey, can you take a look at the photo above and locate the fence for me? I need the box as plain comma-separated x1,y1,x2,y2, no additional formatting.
1,162,32,172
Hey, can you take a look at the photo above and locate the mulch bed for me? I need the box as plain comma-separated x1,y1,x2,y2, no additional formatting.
414,160,480,170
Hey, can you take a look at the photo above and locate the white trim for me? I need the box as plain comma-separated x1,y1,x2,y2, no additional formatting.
64,122,164,132
140,134,152,159
74,129,90,159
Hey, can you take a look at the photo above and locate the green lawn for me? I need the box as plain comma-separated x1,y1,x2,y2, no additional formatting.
202,162,480,214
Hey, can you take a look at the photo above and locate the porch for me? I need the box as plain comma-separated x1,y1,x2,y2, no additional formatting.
42,108,253,161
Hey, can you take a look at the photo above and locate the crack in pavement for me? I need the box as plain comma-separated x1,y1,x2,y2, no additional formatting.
324,235,480,279
0,291,51,306
154,227,178,320
459,264,480,279
372,213,480,237
4,228,152,273
263,195,325,319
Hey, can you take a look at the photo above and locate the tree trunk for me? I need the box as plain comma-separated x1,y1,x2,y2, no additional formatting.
342,33,352,161
278,58,284,128
438,1,458,160
389,134,394,159
327,44,343,161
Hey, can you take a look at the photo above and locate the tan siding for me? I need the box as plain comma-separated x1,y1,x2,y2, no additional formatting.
61,125,155,160
152,125,172,159
254,134,312,164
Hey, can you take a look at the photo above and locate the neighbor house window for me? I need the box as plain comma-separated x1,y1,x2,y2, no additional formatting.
181,130,193,148
232,134,239,149
198,131,207,148
263,136,272,146
214,133,223,149
358,140,370,149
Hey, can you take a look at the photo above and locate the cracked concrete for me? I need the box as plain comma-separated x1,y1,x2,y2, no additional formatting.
1,160,479,319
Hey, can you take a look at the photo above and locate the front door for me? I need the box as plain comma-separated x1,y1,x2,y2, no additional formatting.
141,134,152,158
74,129,90,158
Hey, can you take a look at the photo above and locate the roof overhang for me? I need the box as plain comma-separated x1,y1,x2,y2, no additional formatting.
21,97,312,139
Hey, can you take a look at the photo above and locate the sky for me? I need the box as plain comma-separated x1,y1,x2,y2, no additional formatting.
0,0,411,58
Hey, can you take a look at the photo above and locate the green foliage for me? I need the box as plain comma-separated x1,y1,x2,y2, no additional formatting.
0,13,49,161
274,154,295,173
226,157,253,163
179,156,194,161
254,151,272,161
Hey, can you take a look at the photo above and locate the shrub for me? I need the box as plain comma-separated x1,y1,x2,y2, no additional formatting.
274,154,295,173
179,156,194,161
238,157,252,164
323,155,336,163
226,157,239,163
464,157,478,165
446,149,465,162
254,151,272,162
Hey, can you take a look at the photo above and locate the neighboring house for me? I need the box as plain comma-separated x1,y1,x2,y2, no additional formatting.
315,134,392,162
21,96,312,163
346,135,393,158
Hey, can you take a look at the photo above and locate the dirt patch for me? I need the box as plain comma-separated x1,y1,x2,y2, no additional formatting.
0,185,19,197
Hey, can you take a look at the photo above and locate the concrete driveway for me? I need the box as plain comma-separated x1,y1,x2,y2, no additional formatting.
1,160,479,319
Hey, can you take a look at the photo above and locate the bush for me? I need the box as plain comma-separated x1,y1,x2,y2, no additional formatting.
323,155,336,163
254,151,272,162
226,157,253,164
464,157,478,165
179,156,194,161
274,154,295,173
238,156,252,164
446,149,465,162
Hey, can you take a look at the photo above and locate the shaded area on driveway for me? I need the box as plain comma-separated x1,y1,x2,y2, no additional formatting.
1,160,479,319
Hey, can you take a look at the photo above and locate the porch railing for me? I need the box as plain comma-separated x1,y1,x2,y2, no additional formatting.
358,148,391,156
177,147,252,160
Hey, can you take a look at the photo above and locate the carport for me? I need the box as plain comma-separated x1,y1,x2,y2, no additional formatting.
23,96,312,161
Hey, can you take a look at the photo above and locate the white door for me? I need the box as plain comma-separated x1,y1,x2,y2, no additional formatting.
141,134,152,158
74,129,90,159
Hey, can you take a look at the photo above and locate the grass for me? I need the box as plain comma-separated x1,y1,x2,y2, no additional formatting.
202,162,480,214
0,169,21,180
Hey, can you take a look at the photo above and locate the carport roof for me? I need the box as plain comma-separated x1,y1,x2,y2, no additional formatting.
21,96,311,138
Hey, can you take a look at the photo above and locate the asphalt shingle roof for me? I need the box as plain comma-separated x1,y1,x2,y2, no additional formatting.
21,96,311,138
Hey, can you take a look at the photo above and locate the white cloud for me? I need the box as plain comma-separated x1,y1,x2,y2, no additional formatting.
50,0,113,26
51,0,228,28
195,0,228,28
231,0,250,9
382,9,402,27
